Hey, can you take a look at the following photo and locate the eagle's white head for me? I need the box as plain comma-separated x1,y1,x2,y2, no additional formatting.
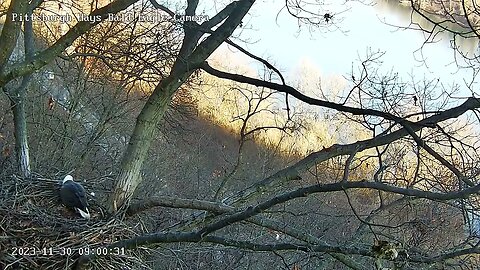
63,174,74,184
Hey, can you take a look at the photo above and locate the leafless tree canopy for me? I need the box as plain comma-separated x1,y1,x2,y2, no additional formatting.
1,0,480,269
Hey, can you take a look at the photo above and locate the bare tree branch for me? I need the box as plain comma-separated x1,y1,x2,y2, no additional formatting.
201,62,434,126
0,0,140,86
127,196,232,215
225,97,480,205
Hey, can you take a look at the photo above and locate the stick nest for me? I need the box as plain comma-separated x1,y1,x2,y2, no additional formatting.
0,174,151,270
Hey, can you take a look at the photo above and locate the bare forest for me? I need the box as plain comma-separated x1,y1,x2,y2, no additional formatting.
1,0,480,269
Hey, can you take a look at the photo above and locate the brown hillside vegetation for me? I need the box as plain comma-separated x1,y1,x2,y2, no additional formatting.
0,64,475,268
0,89,471,269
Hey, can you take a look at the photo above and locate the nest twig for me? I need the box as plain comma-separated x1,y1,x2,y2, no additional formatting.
0,174,151,270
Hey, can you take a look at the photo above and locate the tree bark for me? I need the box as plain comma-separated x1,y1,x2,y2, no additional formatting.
0,0,27,74
10,94,30,178
108,0,256,212
4,8,34,178
108,73,190,212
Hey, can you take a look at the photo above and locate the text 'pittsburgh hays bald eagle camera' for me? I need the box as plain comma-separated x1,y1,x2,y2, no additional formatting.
60,175,90,219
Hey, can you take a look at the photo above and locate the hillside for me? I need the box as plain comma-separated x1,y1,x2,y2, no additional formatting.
2,1,480,269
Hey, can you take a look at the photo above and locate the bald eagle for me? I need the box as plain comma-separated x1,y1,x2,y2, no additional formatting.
60,175,90,219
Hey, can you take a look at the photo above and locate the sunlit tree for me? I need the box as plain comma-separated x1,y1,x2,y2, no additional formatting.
2,0,480,269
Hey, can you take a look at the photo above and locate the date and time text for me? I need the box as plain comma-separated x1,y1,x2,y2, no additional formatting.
10,246,125,256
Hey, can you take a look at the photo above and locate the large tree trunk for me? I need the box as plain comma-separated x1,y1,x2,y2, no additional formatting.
5,10,34,178
108,0,255,212
0,0,26,74
10,94,31,178
108,72,191,212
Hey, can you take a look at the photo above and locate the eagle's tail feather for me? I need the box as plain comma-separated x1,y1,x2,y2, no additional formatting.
75,207,91,219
